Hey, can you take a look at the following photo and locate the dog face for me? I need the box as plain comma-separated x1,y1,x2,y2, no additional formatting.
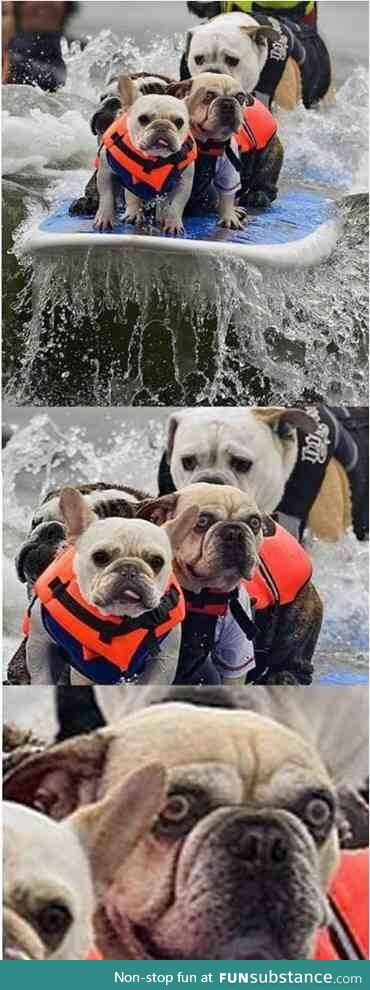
187,13,277,94
137,482,274,593
16,485,147,587
118,75,190,159
166,408,318,514
58,487,196,618
168,73,246,142
3,801,94,960
4,705,340,959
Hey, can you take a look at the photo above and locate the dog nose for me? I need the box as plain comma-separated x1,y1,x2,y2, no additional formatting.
229,822,289,867
119,563,140,581
222,523,245,543
195,473,227,485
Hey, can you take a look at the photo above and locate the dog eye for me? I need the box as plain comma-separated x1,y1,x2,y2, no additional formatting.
225,55,240,68
230,456,252,474
37,902,72,938
304,797,334,829
174,117,184,130
196,513,214,532
148,554,164,573
194,55,205,65
247,515,261,535
161,794,190,823
92,549,112,567
182,455,197,471
235,91,246,105
138,113,151,126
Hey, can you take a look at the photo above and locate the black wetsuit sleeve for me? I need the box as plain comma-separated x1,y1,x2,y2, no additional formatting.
7,32,66,91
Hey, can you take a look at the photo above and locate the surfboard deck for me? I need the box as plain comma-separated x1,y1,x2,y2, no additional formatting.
22,184,339,269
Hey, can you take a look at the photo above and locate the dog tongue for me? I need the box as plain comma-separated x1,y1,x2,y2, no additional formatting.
156,137,170,148
121,589,141,601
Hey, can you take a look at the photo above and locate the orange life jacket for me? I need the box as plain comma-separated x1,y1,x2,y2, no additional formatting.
24,546,185,682
100,112,197,201
315,850,369,960
197,98,277,161
87,850,369,961
246,521,312,610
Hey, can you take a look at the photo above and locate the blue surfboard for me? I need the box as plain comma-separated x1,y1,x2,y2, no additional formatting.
22,184,339,269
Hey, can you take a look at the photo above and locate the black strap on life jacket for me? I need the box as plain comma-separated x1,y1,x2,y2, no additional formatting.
108,131,195,175
184,586,258,640
198,137,242,173
326,898,367,961
46,576,180,645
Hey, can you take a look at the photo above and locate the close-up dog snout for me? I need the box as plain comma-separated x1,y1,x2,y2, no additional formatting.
219,816,291,869
221,522,246,545
114,560,143,582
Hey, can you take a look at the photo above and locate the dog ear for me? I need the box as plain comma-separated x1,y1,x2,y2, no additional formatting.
261,515,276,537
166,79,194,99
136,493,180,526
117,73,139,108
166,412,185,463
252,408,319,445
240,24,279,47
59,487,97,540
70,763,167,888
3,731,112,819
164,505,200,550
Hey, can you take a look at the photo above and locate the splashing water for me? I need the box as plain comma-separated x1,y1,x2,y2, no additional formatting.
2,31,369,405
3,413,368,682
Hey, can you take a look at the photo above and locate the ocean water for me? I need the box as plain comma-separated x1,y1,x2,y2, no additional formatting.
2,3,369,404
3,406,368,683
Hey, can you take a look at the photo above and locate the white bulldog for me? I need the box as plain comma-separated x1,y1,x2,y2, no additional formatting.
186,12,277,94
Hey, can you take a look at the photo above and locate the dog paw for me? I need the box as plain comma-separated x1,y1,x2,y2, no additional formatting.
123,209,142,225
93,210,115,231
161,217,184,236
218,208,247,230
243,190,272,210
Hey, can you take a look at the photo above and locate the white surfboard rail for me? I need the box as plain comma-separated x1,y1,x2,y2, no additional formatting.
20,216,340,270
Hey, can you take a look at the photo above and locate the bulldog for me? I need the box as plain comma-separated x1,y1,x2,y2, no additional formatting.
70,72,175,218
24,486,198,687
7,484,151,687
168,72,283,217
183,9,333,111
3,702,343,960
4,762,165,960
94,74,196,235
158,406,369,543
137,482,323,685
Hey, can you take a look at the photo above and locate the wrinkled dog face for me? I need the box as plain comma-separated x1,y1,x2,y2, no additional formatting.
187,13,276,94
3,706,340,960
138,482,271,593
169,73,246,141
127,93,190,158
3,802,93,961
166,408,318,514
16,487,144,588
60,487,174,618
94,706,340,960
